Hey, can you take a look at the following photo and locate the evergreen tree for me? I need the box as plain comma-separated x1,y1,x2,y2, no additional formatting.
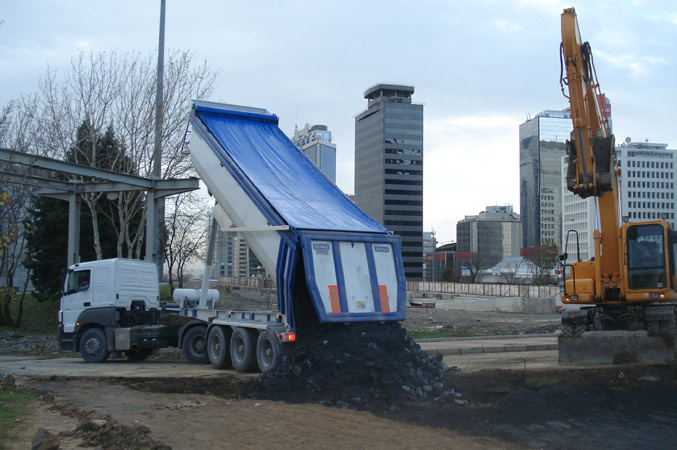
25,122,144,300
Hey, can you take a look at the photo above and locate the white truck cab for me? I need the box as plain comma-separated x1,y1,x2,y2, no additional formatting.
59,259,168,363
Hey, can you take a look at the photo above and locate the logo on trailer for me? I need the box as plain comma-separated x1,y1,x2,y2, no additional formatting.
313,243,330,255
374,245,390,253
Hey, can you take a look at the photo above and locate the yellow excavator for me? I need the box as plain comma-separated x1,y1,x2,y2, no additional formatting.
558,7,677,363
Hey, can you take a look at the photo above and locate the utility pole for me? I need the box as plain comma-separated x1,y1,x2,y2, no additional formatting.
149,0,166,281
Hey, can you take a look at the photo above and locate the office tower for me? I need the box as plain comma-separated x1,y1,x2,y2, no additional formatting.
519,110,572,249
354,84,424,280
456,205,522,269
292,123,337,183
562,141,677,263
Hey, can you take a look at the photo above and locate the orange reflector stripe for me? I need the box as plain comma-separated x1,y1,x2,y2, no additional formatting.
328,285,341,313
379,285,390,312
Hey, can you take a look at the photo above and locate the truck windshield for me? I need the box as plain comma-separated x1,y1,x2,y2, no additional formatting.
65,270,91,295
627,224,666,290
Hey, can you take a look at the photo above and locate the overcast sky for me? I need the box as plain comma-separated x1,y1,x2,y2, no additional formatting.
1,0,676,243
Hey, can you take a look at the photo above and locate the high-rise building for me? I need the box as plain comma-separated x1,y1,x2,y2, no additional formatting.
519,110,572,249
354,83,424,280
211,230,234,279
292,123,337,183
456,205,522,269
232,235,250,278
562,141,677,263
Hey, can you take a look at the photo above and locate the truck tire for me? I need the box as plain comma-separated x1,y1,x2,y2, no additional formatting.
79,328,110,363
574,324,587,337
182,325,209,364
207,325,232,370
124,349,153,361
561,324,575,337
230,327,257,373
256,330,281,373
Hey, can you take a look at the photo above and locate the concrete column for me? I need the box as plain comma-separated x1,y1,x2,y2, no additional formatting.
67,193,81,266
146,190,157,263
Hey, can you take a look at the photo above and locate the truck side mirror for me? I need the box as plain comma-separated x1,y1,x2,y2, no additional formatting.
60,269,67,295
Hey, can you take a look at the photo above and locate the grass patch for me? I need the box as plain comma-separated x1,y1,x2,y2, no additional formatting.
0,390,36,445
0,293,59,334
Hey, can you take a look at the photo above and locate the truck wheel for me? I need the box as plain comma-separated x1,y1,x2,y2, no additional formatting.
230,327,257,373
182,326,209,364
256,330,281,373
561,324,575,337
207,325,232,369
79,328,110,363
124,349,153,361
574,324,587,337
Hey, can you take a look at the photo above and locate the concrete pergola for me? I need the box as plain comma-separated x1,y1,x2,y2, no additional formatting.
0,148,199,266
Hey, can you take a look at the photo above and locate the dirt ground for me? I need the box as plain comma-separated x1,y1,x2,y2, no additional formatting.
403,306,561,335
7,364,677,450
3,305,676,449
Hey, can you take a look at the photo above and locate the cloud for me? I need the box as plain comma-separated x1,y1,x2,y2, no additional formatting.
423,114,522,243
593,48,667,78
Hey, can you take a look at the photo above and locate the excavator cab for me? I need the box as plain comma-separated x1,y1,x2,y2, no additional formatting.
625,223,668,292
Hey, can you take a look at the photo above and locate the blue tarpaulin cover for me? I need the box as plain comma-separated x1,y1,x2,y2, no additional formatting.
194,105,387,233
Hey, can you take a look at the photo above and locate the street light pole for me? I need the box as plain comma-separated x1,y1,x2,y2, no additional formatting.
151,0,166,281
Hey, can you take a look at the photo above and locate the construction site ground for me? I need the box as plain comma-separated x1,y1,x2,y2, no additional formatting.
1,304,676,449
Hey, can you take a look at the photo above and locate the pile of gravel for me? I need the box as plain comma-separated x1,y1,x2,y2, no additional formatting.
242,321,463,412
0,330,58,354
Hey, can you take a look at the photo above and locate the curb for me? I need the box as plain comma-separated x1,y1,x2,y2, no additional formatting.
423,343,559,356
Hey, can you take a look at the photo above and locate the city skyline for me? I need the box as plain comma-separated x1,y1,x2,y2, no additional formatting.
1,1,676,244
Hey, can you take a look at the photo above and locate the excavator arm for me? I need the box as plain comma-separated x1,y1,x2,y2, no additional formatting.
561,8,615,199
560,7,622,301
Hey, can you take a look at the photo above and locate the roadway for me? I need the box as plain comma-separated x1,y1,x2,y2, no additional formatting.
0,334,559,378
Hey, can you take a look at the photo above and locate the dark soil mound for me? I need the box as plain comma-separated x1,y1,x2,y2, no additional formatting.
242,321,461,411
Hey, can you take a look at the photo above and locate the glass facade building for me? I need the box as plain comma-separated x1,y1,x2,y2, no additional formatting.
292,124,337,183
519,110,571,249
456,205,521,269
354,84,424,280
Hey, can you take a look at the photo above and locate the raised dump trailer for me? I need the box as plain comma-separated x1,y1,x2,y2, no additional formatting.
60,101,406,372
177,101,407,372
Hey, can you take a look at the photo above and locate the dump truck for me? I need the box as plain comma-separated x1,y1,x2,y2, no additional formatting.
59,101,407,372
558,8,677,364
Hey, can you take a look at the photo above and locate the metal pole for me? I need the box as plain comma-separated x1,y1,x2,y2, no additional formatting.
152,0,166,280
67,193,81,266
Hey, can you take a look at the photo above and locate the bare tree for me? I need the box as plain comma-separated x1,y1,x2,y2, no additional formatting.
163,192,209,291
14,50,217,260
525,242,559,285
0,168,32,327
456,252,482,283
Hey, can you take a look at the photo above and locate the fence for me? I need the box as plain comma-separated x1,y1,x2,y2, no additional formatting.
407,281,560,298
218,277,560,299
218,277,275,289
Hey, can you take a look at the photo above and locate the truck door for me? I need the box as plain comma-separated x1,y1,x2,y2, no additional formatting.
61,269,93,333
